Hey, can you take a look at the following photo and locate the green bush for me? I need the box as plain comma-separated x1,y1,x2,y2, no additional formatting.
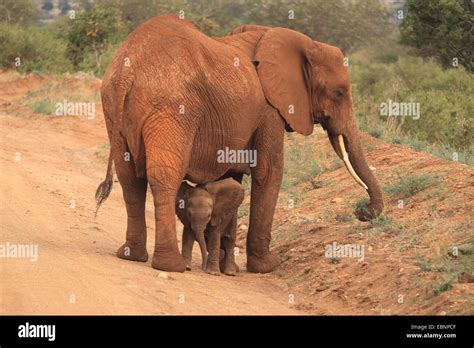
282,136,324,191
400,0,473,72
29,97,55,115
0,23,72,73
351,50,473,164
384,173,441,198
65,5,123,74
354,198,370,218
77,43,120,76
0,0,40,26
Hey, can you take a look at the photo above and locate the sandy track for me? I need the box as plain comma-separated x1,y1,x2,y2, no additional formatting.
0,111,303,315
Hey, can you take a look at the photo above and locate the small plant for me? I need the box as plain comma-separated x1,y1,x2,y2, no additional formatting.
384,173,441,198
432,276,455,296
416,254,437,272
398,234,421,251
368,129,382,138
336,214,353,223
282,137,325,191
241,175,251,193
329,159,344,170
29,97,55,115
237,205,249,219
354,198,370,218
391,138,402,144
370,214,401,233
364,141,377,151
321,208,334,221
310,179,327,189
345,225,364,234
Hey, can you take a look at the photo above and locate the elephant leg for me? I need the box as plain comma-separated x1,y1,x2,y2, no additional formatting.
114,138,148,262
219,248,226,273
205,227,221,276
144,118,192,272
246,122,284,273
222,217,238,276
181,225,194,271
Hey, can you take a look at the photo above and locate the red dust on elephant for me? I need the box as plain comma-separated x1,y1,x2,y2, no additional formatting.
95,14,384,273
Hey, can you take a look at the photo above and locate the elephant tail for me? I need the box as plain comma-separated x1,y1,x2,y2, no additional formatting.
94,150,114,218
95,76,130,217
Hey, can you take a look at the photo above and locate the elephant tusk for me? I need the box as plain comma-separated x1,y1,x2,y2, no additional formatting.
183,179,198,187
338,135,369,191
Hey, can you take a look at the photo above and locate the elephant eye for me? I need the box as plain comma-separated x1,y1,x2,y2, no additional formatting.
336,88,345,97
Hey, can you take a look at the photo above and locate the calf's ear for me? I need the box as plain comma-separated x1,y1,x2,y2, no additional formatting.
205,178,244,227
175,182,194,223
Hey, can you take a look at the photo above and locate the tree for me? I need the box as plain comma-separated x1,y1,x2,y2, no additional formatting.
59,0,72,15
0,0,40,25
243,0,391,53
90,0,390,52
66,6,122,71
400,0,473,73
42,1,54,12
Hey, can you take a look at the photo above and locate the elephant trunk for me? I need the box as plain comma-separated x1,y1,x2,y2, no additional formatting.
328,123,384,221
195,230,208,270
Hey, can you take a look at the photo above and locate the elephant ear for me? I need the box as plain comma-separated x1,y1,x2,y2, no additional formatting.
254,28,314,136
175,181,194,224
205,178,244,227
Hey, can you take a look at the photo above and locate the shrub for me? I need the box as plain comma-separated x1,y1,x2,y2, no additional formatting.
354,198,370,218
29,97,55,115
370,214,401,233
282,136,325,191
0,23,72,73
65,6,123,74
0,0,40,26
351,49,473,164
384,173,441,198
400,0,473,72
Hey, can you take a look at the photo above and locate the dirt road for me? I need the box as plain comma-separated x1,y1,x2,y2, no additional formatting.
1,72,472,315
0,73,303,315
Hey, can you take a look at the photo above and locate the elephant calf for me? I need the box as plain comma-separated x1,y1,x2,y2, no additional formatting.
176,178,244,276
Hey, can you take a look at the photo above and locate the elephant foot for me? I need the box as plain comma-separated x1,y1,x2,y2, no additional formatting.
151,250,186,272
224,264,237,276
205,262,220,276
247,252,279,273
116,242,148,262
219,258,225,273
184,258,192,271
219,249,225,273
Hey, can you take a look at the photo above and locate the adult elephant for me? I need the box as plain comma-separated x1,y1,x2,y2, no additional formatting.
96,14,383,273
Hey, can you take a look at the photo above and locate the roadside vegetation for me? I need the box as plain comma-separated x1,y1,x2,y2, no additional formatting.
1,0,471,165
